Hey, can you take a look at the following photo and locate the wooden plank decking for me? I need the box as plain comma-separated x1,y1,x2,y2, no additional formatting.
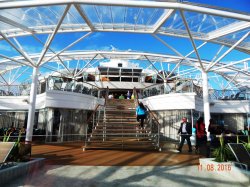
31,142,200,166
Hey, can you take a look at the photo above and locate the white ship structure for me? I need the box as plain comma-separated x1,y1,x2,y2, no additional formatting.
0,0,249,147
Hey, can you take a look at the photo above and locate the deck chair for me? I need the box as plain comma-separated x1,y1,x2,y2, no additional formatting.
228,143,250,170
0,142,15,169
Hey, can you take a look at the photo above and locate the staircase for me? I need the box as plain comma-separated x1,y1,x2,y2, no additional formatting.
84,99,159,151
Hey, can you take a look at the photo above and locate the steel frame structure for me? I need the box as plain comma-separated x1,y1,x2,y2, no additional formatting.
0,0,249,141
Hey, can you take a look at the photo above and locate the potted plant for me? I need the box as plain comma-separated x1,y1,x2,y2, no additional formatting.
212,135,234,162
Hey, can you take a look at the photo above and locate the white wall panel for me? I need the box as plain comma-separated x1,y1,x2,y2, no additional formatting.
195,97,249,113
210,100,249,113
143,93,196,110
45,90,102,110
0,93,45,110
0,91,248,113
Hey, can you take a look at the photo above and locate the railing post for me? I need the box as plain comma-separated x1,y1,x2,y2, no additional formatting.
83,120,88,151
158,123,161,151
122,110,124,150
104,105,106,141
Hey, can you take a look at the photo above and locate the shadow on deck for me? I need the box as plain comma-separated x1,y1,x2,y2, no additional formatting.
31,142,201,166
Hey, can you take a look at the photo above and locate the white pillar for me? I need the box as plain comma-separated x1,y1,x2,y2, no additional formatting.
46,108,54,142
163,80,168,94
25,66,39,143
202,71,210,141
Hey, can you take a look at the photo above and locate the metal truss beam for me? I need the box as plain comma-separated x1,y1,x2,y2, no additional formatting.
152,34,200,70
144,55,165,80
152,9,175,33
37,4,71,66
0,1,250,22
74,4,94,31
0,54,30,66
208,21,250,40
211,58,250,71
0,14,34,33
75,54,98,77
31,35,73,76
180,10,205,72
0,32,35,66
40,32,92,65
207,31,250,71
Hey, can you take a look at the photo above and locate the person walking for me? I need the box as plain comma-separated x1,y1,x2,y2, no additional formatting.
136,102,147,129
177,117,192,153
195,117,207,153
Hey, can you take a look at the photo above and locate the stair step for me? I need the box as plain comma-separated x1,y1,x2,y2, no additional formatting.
89,137,152,141
105,118,137,121
85,141,157,150
99,122,139,126
93,128,151,131
87,139,155,143
92,134,151,137
87,99,157,151
95,125,138,129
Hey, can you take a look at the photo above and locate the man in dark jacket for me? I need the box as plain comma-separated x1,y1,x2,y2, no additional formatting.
177,117,192,153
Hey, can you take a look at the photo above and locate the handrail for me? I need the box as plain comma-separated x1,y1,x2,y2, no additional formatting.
103,86,108,141
133,86,161,150
144,105,161,150
144,105,161,127
86,104,102,124
104,86,109,107
84,86,109,148
133,87,139,105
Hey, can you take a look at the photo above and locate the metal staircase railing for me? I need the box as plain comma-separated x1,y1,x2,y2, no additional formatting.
83,87,109,150
133,87,162,151
84,88,158,151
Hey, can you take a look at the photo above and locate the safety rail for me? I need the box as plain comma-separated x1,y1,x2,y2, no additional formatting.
134,87,162,151
84,87,109,149
144,105,162,150
142,79,194,98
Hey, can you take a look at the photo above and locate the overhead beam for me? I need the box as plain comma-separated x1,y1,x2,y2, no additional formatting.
224,72,239,90
144,55,165,80
74,4,94,31
75,54,98,77
152,34,201,70
37,4,71,66
208,21,250,40
0,14,34,33
32,34,73,75
206,31,250,71
40,32,92,65
0,1,250,22
211,58,250,71
0,32,35,66
152,9,175,33
0,54,31,66
180,10,205,72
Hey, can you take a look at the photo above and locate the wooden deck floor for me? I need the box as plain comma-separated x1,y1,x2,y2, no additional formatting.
31,142,201,166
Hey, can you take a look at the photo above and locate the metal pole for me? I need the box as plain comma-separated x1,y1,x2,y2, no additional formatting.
202,71,210,141
25,66,39,143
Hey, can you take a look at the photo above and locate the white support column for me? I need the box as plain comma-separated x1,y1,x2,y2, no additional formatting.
46,108,54,142
163,80,168,94
202,71,210,141
25,66,39,143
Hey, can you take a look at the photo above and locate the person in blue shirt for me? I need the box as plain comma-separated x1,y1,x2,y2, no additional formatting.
136,102,147,128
